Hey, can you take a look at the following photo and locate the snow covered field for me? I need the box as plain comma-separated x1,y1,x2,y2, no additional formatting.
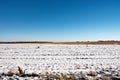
0,44,120,79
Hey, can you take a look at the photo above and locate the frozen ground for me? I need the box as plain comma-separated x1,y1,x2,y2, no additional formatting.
0,44,120,79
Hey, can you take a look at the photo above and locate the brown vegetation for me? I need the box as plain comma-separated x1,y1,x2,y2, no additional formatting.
0,40,120,44
7,70,14,76
88,71,97,76
18,66,24,75
100,75,112,80
6,67,120,80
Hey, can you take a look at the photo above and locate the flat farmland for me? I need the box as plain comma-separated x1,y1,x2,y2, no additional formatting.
0,44,120,80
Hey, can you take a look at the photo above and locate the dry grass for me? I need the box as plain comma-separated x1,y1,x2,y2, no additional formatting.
18,66,24,75
88,71,97,76
6,66,117,80
100,75,112,80
7,70,14,76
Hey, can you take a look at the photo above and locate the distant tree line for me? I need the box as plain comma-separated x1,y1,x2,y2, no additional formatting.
0,40,120,44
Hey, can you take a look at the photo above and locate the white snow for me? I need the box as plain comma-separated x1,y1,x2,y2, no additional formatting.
0,44,120,74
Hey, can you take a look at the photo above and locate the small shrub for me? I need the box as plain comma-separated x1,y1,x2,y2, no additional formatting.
31,73,39,77
18,66,24,74
7,70,14,76
88,71,97,76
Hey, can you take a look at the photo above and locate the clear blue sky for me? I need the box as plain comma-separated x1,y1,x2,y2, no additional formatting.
0,0,120,41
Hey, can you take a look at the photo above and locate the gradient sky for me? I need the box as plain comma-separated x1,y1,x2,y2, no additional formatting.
0,0,120,41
